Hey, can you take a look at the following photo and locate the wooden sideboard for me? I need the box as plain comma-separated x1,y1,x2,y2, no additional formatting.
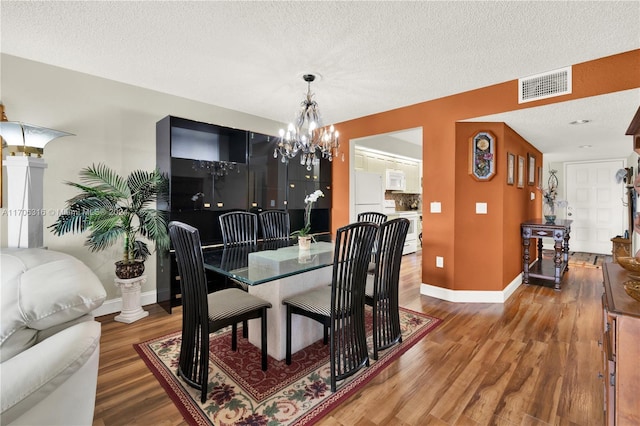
601,262,640,425
521,219,572,290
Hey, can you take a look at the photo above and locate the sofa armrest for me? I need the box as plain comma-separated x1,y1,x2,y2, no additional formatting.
1,321,101,425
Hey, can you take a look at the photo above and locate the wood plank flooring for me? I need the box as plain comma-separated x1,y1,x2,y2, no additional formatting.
93,252,606,425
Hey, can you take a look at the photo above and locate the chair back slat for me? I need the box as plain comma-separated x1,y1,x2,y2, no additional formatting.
219,211,258,246
168,221,210,393
330,221,378,385
259,210,290,240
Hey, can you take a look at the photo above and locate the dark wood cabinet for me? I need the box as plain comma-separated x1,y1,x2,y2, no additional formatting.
601,263,640,425
156,116,332,313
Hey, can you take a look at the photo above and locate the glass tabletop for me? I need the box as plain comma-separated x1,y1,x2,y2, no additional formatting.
202,235,334,286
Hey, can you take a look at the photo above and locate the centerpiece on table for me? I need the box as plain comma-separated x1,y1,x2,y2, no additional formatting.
292,189,324,250
539,169,567,223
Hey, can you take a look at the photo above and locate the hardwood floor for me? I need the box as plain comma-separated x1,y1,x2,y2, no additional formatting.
93,252,606,425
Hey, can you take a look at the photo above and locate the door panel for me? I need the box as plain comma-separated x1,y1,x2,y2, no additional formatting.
565,160,625,254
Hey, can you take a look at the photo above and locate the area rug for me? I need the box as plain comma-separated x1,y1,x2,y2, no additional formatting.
134,307,441,425
542,250,610,268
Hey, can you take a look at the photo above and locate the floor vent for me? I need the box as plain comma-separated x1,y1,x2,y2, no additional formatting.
518,66,572,103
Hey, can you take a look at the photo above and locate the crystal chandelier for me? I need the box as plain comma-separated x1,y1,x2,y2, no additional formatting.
274,74,341,170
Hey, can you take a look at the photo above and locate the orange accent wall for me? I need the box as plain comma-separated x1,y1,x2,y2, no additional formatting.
332,49,640,292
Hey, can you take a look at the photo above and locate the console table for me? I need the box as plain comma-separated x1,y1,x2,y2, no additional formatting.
521,219,572,290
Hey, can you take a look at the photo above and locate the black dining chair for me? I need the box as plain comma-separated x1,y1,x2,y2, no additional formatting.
259,210,290,241
219,211,258,246
365,217,409,360
282,221,378,392
357,211,387,225
218,211,258,291
357,211,387,272
168,221,272,403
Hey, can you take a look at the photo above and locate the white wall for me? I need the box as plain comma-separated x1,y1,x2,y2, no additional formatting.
1,54,284,304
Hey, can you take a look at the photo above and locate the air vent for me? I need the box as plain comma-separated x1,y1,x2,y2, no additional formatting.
518,66,572,103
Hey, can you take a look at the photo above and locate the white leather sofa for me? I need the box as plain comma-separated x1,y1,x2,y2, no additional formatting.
1,248,106,426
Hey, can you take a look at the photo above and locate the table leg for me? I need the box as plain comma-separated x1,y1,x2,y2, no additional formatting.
522,228,530,284
537,238,543,263
553,231,563,291
563,229,571,270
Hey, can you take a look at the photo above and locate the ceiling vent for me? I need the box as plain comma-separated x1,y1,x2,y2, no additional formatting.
518,66,572,103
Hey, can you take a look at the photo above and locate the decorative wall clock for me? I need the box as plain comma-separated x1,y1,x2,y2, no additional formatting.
469,131,496,181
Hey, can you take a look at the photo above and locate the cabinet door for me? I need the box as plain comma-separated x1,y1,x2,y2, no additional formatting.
212,162,248,210
248,132,287,210
403,161,421,193
354,149,366,171
367,155,387,176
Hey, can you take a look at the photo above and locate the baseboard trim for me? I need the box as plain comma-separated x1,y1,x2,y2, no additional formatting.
420,274,522,303
92,290,158,317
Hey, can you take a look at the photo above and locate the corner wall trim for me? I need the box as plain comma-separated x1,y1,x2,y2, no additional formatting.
420,274,522,303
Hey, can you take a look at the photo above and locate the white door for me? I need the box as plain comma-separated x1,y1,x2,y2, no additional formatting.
565,160,626,254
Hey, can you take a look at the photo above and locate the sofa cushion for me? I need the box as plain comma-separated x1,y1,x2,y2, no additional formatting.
1,248,106,362
0,320,101,424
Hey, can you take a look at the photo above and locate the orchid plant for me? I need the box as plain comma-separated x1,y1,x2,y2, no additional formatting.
291,189,324,238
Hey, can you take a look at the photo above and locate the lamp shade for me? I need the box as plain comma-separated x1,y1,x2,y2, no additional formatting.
0,121,74,151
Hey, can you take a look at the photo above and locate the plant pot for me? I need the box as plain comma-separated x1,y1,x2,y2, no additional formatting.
115,260,145,279
298,236,312,251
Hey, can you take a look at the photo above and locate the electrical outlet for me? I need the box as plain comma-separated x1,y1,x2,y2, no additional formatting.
436,256,444,268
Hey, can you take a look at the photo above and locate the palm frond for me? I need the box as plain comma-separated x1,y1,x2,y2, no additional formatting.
129,169,166,211
79,164,130,199
133,240,151,261
86,226,123,252
137,208,170,253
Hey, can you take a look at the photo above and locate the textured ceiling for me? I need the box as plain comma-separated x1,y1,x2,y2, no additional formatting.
1,1,639,162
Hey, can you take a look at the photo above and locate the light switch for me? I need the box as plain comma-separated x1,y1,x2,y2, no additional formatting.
476,202,487,214
530,192,536,200
436,256,444,268
430,202,441,213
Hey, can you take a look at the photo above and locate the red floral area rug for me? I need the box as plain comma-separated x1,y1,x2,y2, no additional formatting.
134,307,441,425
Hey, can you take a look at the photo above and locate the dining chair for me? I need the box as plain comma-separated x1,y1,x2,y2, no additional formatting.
219,211,258,246
282,221,378,392
357,211,387,225
218,211,258,291
365,217,409,360
357,211,387,272
259,210,290,241
169,221,272,403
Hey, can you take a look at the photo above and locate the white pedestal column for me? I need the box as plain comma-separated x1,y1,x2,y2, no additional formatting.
113,275,149,323
3,156,48,248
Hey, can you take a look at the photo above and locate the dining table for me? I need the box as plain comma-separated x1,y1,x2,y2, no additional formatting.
203,234,335,361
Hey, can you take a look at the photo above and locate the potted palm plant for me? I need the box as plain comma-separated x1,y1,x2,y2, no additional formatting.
49,163,169,279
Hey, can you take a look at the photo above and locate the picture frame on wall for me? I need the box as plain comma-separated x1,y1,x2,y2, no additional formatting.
517,155,525,188
538,166,542,188
469,131,496,181
507,152,515,185
527,153,536,185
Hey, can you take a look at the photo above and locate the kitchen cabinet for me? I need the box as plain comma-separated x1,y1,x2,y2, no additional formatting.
397,160,421,193
601,262,640,425
354,148,421,193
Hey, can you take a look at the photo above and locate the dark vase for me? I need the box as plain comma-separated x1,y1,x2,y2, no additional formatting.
115,260,145,279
